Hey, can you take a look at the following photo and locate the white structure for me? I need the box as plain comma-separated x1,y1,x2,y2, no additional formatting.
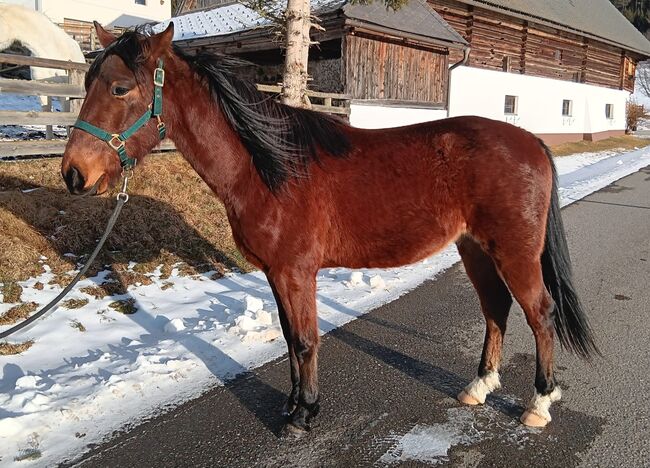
0,0,171,27
0,4,84,92
351,66,628,142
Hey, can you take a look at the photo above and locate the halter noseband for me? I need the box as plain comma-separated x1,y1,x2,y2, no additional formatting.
73,58,167,169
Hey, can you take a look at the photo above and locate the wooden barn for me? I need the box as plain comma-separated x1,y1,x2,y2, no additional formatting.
427,0,650,143
163,0,467,118
163,0,650,143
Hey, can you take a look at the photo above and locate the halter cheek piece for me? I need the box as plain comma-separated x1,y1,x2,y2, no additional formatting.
73,58,166,169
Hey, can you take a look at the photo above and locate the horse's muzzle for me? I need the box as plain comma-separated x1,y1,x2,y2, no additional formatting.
63,166,86,195
63,166,103,197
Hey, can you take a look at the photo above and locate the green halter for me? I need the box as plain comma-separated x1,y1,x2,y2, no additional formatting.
73,58,166,169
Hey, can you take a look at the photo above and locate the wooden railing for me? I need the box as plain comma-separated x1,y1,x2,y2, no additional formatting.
256,84,351,115
0,52,88,134
0,53,89,157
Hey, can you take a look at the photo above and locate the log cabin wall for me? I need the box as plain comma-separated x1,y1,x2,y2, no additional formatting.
428,0,638,93
344,33,449,104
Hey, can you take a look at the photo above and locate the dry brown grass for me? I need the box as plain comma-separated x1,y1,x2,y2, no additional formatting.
62,298,89,309
2,282,22,303
108,298,137,314
69,319,86,332
0,340,34,355
80,282,126,299
0,153,252,286
0,302,37,325
550,135,650,157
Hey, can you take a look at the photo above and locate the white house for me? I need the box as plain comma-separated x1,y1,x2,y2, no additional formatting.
1,0,171,28
162,0,650,144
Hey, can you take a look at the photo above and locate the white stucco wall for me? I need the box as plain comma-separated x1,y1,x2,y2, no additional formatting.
350,66,628,136
448,66,628,136
350,102,447,129
39,0,171,27
1,0,37,9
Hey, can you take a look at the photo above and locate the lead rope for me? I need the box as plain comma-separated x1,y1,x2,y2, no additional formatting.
0,173,132,340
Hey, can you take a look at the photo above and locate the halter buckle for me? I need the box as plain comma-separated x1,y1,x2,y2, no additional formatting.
153,67,165,87
108,134,125,151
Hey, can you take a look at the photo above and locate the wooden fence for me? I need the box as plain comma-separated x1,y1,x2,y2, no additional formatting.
0,53,87,157
256,84,351,115
0,54,350,158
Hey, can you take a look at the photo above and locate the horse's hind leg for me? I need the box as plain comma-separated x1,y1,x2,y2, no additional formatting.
497,255,561,427
456,236,512,405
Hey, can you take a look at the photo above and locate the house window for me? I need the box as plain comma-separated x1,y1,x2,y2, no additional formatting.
504,95,518,115
135,0,146,4
562,100,572,117
605,104,614,119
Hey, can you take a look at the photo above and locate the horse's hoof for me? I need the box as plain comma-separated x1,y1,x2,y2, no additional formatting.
282,401,297,417
281,422,309,439
457,390,481,406
520,410,549,428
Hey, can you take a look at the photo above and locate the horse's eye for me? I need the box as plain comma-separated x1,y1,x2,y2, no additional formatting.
111,86,130,96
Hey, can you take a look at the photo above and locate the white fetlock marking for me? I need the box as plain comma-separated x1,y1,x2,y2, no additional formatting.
527,386,562,422
464,371,501,404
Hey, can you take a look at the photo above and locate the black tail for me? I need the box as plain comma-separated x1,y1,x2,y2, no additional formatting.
539,141,600,359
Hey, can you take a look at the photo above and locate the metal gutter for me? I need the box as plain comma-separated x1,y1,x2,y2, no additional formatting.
446,47,470,117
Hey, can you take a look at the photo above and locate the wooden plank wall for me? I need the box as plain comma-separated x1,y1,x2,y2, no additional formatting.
344,33,448,103
429,0,637,92
62,19,125,52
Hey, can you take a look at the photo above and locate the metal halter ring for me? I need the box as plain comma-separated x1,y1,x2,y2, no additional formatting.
108,134,125,151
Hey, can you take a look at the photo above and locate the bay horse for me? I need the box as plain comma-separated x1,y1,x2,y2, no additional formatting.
61,23,598,433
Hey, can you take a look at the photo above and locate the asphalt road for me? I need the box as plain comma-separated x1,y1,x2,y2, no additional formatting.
70,166,650,468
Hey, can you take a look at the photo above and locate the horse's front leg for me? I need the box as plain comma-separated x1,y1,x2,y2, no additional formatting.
267,268,320,434
268,279,300,416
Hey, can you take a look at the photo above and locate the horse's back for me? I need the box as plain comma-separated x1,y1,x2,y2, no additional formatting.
318,116,552,268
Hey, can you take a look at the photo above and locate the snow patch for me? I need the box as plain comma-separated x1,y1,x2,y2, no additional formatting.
369,274,386,290
163,318,186,333
379,409,480,465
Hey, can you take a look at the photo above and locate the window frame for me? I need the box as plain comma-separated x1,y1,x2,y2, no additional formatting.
562,99,572,117
504,95,518,115
605,103,614,119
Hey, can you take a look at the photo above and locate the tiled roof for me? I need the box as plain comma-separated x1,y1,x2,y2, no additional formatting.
458,0,650,56
155,1,343,41
343,0,466,45
156,0,466,46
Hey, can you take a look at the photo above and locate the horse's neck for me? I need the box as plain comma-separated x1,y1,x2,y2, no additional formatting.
164,63,261,209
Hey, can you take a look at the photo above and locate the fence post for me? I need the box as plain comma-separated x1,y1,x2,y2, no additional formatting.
69,69,84,114
44,96,54,139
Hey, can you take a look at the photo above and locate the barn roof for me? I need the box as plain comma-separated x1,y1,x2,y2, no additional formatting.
157,0,467,47
456,0,650,56
341,0,466,46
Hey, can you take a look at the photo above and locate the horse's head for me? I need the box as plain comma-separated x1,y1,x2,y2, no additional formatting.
61,22,174,195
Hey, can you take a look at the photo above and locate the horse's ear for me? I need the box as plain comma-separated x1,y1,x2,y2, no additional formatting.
150,23,174,58
94,21,117,48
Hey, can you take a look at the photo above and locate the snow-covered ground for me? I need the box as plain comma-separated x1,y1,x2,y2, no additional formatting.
1,145,650,466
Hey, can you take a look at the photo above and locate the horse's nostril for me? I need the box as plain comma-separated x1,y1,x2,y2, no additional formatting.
64,166,86,195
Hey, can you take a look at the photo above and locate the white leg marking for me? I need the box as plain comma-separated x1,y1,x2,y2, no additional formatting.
463,371,501,404
526,386,562,422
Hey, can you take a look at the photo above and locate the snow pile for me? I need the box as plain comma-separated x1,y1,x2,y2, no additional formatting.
228,294,281,343
0,146,649,466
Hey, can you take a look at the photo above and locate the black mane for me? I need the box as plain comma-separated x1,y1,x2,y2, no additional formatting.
87,31,351,190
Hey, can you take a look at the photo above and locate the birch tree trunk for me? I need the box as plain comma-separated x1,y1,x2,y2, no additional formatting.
282,0,311,107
